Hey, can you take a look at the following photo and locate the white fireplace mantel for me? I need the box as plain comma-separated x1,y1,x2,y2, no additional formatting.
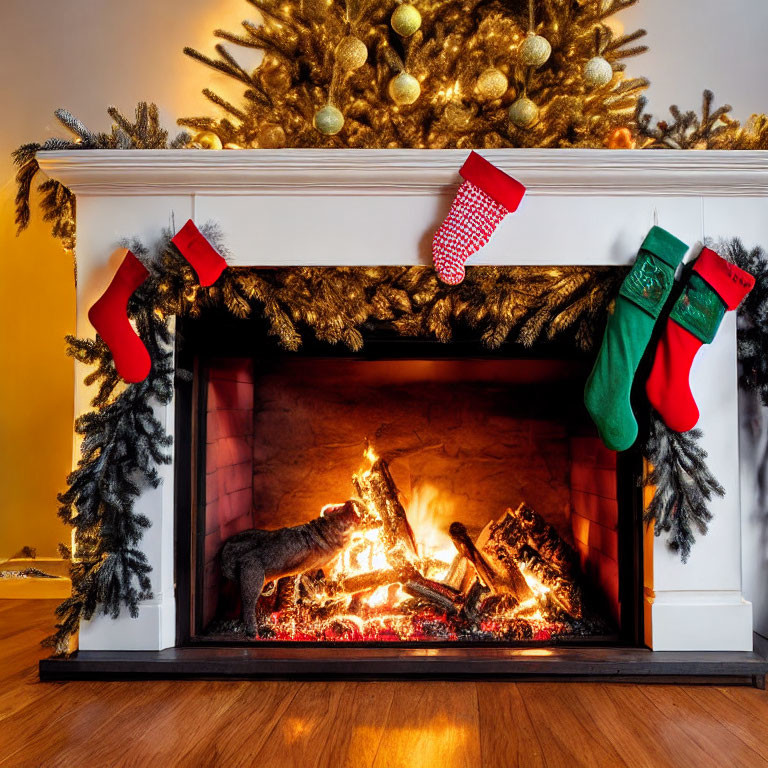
38,148,768,196
38,148,768,653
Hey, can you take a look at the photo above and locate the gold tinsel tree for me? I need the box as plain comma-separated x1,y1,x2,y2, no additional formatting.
179,0,649,149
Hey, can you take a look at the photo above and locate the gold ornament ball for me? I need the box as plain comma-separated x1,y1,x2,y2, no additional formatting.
476,68,508,100
195,131,223,150
335,35,368,71
391,4,422,37
388,71,421,105
508,97,539,129
583,56,613,87
519,33,551,68
313,105,345,135
256,123,286,148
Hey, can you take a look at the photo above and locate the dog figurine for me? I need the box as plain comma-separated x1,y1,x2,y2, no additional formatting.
220,499,366,636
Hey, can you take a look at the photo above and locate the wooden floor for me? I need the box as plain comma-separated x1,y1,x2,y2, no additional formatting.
3,600,768,767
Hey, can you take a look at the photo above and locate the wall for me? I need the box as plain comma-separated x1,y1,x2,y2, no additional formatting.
0,0,765,570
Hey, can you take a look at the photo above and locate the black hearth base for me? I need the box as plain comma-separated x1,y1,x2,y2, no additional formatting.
40,644,768,687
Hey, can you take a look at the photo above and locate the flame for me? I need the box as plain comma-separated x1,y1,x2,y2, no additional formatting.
519,562,551,597
406,483,456,580
259,445,574,642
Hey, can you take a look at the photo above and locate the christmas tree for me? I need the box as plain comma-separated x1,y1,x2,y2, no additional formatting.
179,0,649,149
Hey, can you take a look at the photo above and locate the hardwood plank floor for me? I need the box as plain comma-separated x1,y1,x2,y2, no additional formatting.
1,600,767,768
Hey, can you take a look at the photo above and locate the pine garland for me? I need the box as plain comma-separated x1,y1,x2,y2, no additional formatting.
719,238,768,405
642,410,725,563
635,90,768,150
12,103,189,255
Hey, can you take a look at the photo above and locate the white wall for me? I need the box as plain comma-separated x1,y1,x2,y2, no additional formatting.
619,0,768,123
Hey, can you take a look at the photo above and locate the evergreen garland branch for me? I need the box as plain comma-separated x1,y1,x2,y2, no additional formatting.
642,410,724,563
635,90,768,150
718,238,768,406
12,104,190,253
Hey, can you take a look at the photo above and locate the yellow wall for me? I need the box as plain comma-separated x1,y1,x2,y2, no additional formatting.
0,190,75,559
0,0,763,559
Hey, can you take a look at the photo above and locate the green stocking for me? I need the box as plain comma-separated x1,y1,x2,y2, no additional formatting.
584,226,688,451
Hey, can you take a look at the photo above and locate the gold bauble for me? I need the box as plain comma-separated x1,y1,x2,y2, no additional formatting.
391,4,422,37
194,131,223,150
388,71,421,105
508,97,539,129
583,56,613,87
313,104,345,135
476,68,508,100
519,33,551,68
335,35,368,71
256,123,286,148
223,143,242,149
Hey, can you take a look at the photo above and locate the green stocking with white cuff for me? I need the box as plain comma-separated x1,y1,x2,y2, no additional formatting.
584,226,688,451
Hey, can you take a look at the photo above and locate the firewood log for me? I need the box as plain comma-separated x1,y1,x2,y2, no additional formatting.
353,457,418,559
516,545,583,619
338,568,404,595
485,508,584,620
274,576,297,612
448,522,526,601
403,569,464,614
508,503,579,579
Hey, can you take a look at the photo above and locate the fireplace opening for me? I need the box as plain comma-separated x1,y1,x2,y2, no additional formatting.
174,312,643,647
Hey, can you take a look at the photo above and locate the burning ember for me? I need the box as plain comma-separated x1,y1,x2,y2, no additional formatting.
215,447,609,642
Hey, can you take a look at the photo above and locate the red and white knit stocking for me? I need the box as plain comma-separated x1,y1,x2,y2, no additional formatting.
432,152,526,284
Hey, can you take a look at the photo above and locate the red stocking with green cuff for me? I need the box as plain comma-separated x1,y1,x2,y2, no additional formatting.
646,247,754,432
87,250,151,383
171,220,228,287
432,152,526,285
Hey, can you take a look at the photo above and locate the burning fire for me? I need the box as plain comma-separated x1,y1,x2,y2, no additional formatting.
246,445,592,643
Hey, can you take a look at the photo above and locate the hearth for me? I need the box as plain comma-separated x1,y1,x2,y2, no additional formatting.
173,308,643,650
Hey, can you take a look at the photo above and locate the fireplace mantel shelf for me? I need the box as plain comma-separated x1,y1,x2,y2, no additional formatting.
37,148,768,197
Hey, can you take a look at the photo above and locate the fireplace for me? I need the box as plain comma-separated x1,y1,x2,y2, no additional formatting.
37,149,768,683
175,309,642,648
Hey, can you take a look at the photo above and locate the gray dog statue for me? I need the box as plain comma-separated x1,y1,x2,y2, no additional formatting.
220,499,366,636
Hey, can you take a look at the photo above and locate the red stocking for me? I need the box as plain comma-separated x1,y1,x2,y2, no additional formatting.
171,220,227,287
88,250,151,383
432,152,525,285
646,247,754,431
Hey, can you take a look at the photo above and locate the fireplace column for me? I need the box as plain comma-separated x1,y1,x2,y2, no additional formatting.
74,196,190,651
643,312,753,651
